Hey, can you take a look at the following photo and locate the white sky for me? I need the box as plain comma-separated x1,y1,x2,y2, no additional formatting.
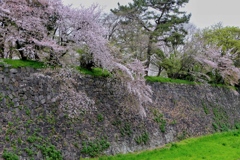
62,0,240,29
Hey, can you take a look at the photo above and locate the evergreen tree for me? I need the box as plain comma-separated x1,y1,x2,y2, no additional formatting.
111,0,191,68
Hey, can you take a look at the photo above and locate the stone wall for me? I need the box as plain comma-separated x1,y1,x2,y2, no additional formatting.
1,66,240,159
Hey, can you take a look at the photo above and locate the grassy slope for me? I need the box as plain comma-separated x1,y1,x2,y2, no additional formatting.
0,59,45,69
145,76,197,85
77,67,111,77
86,130,240,160
145,76,236,90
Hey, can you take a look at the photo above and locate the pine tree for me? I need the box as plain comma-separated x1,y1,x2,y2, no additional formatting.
111,0,191,69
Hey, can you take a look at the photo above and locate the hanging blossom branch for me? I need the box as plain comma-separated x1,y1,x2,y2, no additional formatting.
195,46,240,86
114,59,152,117
127,60,152,117
57,4,152,117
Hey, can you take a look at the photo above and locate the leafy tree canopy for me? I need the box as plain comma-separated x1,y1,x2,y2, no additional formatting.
202,25,240,54
111,0,191,61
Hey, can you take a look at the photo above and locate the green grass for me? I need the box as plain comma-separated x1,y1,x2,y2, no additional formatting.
145,76,197,85
85,129,240,160
145,76,236,89
0,59,45,69
210,83,236,90
77,67,111,77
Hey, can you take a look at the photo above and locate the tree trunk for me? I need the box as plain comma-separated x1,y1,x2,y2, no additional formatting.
0,40,4,58
19,50,27,60
146,35,153,67
16,40,27,60
146,34,154,74
157,66,162,76
34,52,40,60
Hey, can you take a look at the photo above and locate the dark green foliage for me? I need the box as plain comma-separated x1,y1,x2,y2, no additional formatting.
27,135,41,143
2,150,19,160
177,130,187,140
77,48,95,70
159,54,186,79
212,106,230,132
170,142,178,149
202,102,209,114
212,123,218,131
112,119,122,126
97,114,104,122
5,135,10,141
81,138,110,157
134,131,149,145
207,71,224,85
235,123,240,129
46,114,56,125
24,148,34,157
37,145,63,160
6,128,17,135
170,119,177,125
120,123,133,136
0,93,3,101
153,111,167,133
25,108,31,116
159,121,167,133
8,122,14,127
111,119,128,136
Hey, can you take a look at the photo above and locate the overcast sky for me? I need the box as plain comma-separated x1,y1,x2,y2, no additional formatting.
62,0,240,29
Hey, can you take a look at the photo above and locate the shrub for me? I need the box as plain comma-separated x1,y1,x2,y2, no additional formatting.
81,138,110,157
2,150,19,160
134,131,149,145
37,144,63,160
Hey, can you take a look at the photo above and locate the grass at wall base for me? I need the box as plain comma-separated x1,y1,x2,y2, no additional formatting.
85,129,240,160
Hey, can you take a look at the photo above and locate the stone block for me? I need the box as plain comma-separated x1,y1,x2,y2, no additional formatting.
3,77,9,84
40,99,46,104
10,68,18,74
